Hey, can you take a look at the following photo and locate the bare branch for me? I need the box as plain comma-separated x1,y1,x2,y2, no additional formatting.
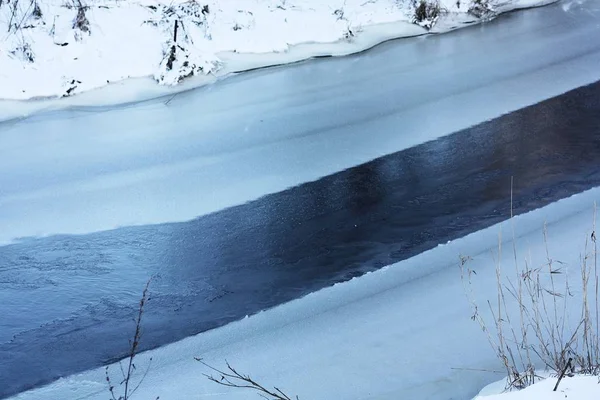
197,358,298,400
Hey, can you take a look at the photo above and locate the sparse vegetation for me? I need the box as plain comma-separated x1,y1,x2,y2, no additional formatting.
412,0,441,30
460,205,600,390
469,0,495,19
11,39,34,62
31,1,42,19
105,279,158,400
332,7,354,40
72,0,90,39
197,358,300,400
4,0,37,33
333,8,344,21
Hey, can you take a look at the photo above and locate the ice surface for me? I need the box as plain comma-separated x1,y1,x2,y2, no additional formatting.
1,0,599,245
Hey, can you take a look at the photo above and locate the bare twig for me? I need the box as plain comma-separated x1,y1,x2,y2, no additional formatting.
196,358,299,400
105,279,157,400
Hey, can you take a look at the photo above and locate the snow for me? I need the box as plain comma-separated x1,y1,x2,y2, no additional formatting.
475,375,600,399
7,184,600,399
0,0,553,106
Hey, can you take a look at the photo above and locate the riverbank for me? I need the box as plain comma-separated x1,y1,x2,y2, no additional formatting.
0,0,555,121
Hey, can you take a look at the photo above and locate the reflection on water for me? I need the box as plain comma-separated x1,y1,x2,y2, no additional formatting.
1,81,600,397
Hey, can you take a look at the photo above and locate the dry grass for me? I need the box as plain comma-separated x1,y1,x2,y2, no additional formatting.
460,202,600,390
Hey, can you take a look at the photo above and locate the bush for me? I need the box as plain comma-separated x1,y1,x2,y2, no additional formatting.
412,0,441,30
469,0,496,19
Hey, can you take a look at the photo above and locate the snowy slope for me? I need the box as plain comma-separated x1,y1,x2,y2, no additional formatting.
0,0,554,100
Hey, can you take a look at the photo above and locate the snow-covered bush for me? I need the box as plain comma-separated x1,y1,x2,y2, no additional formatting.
11,40,35,62
147,3,221,85
71,0,90,40
3,0,38,32
145,1,222,84
155,38,221,85
411,0,441,29
145,0,211,39
469,0,496,19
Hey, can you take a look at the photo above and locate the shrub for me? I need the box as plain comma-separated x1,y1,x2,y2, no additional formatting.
412,0,441,30
469,0,495,19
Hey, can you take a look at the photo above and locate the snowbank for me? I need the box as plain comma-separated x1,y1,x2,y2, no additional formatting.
0,0,553,103
475,375,600,399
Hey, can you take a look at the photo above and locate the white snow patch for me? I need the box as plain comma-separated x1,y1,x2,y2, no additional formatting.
474,375,600,399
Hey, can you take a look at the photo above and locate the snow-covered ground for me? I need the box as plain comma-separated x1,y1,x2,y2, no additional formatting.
7,181,600,400
475,375,600,399
0,0,553,103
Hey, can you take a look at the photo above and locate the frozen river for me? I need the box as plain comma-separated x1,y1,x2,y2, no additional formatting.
1,1,600,398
